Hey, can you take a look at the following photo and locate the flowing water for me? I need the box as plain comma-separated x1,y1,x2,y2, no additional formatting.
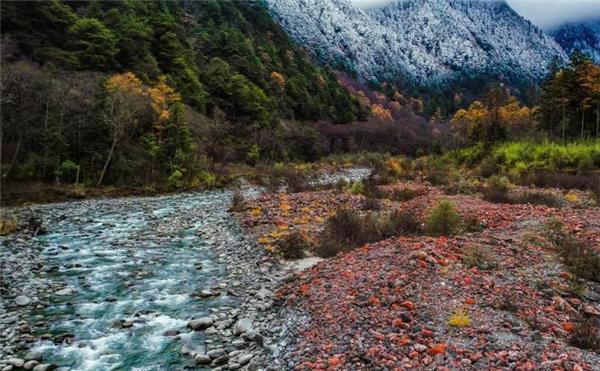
26,191,242,370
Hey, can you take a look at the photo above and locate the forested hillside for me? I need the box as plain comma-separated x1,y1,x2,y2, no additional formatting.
1,0,366,188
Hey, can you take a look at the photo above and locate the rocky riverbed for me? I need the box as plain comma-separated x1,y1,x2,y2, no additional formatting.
0,189,293,371
0,168,370,371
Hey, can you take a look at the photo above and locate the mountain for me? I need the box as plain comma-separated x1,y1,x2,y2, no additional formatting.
551,20,600,65
264,0,566,87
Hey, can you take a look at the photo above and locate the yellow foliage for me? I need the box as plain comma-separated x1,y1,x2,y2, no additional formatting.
258,235,271,244
0,217,19,236
107,72,144,95
250,207,262,217
148,76,181,127
565,192,580,203
448,308,471,327
386,159,403,176
371,104,393,122
270,71,286,89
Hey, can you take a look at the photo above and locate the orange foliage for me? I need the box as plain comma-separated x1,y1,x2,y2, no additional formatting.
270,71,286,89
371,104,393,122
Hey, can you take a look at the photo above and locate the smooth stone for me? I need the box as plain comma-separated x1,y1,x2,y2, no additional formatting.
163,329,180,337
15,296,31,307
194,354,211,364
237,353,253,365
207,348,225,359
55,288,74,296
187,317,214,331
233,318,253,336
24,360,39,370
7,359,24,368
24,350,43,361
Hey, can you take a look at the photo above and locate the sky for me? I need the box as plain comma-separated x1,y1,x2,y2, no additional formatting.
350,0,600,30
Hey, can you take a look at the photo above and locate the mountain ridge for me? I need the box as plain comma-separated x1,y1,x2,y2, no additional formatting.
265,0,567,87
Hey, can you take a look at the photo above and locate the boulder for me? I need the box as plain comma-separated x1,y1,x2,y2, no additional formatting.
187,317,214,331
15,296,31,306
233,318,253,336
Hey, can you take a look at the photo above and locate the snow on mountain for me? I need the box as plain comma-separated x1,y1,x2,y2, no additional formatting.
551,20,600,64
264,0,567,86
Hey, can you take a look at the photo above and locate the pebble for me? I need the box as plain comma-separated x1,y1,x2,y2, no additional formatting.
15,296,31,307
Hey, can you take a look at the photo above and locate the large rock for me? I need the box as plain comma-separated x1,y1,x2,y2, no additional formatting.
15,296,31,306
187,317,214,331
55,288,74,296
233,318,253,336
24,350,43,361
7,359,24,368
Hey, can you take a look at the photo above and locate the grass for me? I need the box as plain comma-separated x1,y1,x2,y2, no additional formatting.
0,216,19,235
424,199,462,236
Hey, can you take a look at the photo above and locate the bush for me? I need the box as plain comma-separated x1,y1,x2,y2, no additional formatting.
350,180,364,195
0,216,19,236
424,199,462,236
545,219,600,283
462,244,497,270
388,187,426,201
482,175,511,203
462,215,484,233
513,191,561,208
229,190,246,212
277,231,308,260
316,208,420,257
569,318,600,352
265,164,313,193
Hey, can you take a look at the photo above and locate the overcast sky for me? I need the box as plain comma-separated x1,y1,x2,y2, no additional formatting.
350,0,600,30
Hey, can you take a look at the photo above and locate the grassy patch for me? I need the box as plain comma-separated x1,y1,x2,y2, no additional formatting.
229,190,246,212
462,244,497,270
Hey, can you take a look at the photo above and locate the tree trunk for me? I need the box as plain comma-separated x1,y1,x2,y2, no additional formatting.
561,104,566,142
7,134,23,178
97,135,117,187
596,102,600,139
581,110,586,139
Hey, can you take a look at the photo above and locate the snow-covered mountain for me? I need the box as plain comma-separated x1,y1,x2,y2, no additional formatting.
551,20,600,64
264,0,567,86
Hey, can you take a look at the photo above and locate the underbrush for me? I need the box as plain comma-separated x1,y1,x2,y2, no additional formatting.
570,318,600,352
482,175,562,208
229,190,246,212
316,209,420,257
545,219,600,283
424,199,462,236
277,231,309,260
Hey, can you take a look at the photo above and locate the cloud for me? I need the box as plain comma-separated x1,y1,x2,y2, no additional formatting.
506,0,600,30
350,0,600,30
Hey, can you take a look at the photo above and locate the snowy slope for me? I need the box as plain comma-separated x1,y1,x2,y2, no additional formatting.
264,0,567,86
551,20,600,64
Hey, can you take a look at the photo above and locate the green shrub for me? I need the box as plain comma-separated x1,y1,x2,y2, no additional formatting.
424,199,462,236
350,181,364,195
388,187,426,201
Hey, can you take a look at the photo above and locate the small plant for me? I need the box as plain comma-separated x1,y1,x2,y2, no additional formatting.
462,215,483,233
513,191,561,208
334,178,348,192
569,318,600,352
277,231,309,260
462,244,497,270
350,181,364,195
495,294,519,313
448,308,471,327
424,199,462,236
229,190,246,212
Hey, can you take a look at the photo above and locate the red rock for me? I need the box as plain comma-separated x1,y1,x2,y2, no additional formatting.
421,329,434,337
328,356,342,367
401,301,414,310
428,343,446,355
